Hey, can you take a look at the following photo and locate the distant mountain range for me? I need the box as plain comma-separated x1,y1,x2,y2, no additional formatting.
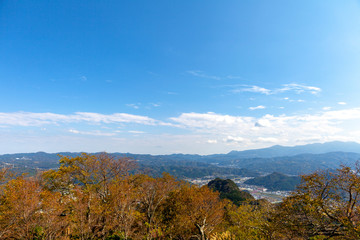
215,151,360,175
1,141,360,177
225,141,360,158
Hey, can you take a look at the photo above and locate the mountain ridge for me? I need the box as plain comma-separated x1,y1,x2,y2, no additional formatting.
1,141,360,177
2,141,360,158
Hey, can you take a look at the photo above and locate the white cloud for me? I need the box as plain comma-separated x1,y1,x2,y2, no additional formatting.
223,136,246,144
232,83,321,95
69,129,80,134
338,102,347,105
249,105,266,110
233,85,271,95
170,112,253,131
277,83,321,95
2,108,360,154
0,112,159,126
69,129,116,136
283,97,305,102
169,108,360,149
323,107,332,110
257,137,278,143
128,130,145,134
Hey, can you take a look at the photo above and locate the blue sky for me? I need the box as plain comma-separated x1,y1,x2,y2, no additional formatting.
1,0,360,154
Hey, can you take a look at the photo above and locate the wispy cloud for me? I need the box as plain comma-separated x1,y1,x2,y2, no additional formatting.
187,71,244,81
69,129,116,136
256,137,278,143
128,130,145,134
277,83,321,94
149,103,161,107
283,97,305,102
187,70,221,80
231,83,321,95
249,105,266,110
165,91,178,95
232,86,271,95
0,112,160,126
226,75,243,80
126,103,140,109
338,102,347,105
223,136,246,143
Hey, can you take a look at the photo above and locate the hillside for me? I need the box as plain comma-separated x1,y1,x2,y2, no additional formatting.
244,172,301,191
208,178,254,205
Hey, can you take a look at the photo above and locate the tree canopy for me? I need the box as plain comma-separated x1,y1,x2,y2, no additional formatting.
1,153,360,239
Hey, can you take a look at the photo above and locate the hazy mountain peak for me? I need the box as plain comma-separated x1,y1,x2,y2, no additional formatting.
227,141,360,158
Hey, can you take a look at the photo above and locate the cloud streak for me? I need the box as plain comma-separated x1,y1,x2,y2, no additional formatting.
231,83,321,95
187,71,243,81
187,70,221,80
0,112,160,126
69,129,116,136
249,105,266,110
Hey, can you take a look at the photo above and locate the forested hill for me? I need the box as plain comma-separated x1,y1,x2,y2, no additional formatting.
244,172,301,191
208,178,254,205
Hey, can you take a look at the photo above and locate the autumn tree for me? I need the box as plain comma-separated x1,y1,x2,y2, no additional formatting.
222,200,272,240
271,163,360,239
135,173,180,239
162,184,226,240
106,175,143,239
38,188,69,240
0,176,42,239
42,153,135,239
43,152,135,195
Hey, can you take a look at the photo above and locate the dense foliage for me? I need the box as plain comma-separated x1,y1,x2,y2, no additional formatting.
1,153,360,239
